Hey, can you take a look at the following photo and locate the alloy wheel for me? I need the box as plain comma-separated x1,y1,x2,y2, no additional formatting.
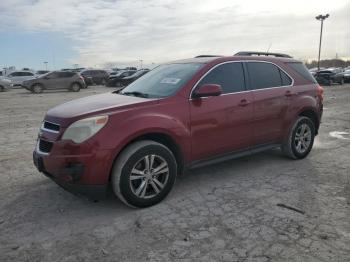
129,154,169,199
294,123,312,154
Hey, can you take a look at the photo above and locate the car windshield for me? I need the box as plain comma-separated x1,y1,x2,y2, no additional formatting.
119,63,203,98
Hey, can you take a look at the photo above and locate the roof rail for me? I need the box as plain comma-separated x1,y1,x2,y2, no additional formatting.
195,55,222,58
234,51,292,58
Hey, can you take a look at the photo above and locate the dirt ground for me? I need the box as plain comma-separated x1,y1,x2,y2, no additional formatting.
0,84,349,262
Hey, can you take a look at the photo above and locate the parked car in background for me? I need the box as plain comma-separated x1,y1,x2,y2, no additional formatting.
344,69,350,83
80,69,109,86
6,71,35,87
33,52,323,207
309,68,319,76
106,70,137,87
113,69,150,87
22,71,85,93
315,68,344,85
36,70,50,75
0,77,12,92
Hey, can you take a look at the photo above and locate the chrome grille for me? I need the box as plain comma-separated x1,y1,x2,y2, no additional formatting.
42,121,60,132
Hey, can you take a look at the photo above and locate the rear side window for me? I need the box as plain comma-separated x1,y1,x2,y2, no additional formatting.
58,72,74,78
280,70,292,85
288,62,317,83
247,62,283,90
198,62,246,94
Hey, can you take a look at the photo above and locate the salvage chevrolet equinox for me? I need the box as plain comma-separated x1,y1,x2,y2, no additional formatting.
33,51,323,208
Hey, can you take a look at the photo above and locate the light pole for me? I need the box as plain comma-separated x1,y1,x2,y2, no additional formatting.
315,14,329,71
139,59,143,69
43,61,48,71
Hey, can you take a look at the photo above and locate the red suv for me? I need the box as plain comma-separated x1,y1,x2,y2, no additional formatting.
33,52,323,208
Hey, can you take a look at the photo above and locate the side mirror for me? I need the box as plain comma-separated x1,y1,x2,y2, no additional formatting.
192,84,222,98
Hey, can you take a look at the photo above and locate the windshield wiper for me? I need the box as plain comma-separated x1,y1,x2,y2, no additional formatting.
120,91,149,98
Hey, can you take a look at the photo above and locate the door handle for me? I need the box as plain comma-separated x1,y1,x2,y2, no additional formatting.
238,99,250,107
285,90,295,97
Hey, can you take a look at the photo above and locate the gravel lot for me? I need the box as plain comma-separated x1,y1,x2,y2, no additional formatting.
1,85,350,262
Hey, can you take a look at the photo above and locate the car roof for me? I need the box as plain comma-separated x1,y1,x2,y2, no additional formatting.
170,55,300,64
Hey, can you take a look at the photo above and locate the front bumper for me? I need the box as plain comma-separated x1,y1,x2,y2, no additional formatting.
33,144,112,200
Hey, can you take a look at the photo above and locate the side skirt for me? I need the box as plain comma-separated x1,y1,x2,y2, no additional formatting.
188,143,281,170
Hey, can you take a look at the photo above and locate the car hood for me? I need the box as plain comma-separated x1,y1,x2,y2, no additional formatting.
45,92,158,127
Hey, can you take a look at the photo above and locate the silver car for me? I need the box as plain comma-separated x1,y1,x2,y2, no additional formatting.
6,71,35,87
0,77,12,92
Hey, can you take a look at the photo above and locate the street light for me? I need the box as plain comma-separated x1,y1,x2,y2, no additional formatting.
43,61,48,71
139,59,143,69
315,14,329,71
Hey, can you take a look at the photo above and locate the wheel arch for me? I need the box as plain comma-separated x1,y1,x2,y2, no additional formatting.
30,82,45,90
298,108,320,135
108,131,185,182
71,81,82,88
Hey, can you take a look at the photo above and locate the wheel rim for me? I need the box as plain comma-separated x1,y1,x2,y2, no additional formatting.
72,84,79,91
129,154,169,199
294,123,312,154
34,85,41,93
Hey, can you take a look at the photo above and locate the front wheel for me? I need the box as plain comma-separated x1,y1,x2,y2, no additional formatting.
282,116,315,159
112,140,177,208
32,84,43,94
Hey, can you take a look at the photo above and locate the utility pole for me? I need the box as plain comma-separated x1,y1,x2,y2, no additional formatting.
315,14,329,71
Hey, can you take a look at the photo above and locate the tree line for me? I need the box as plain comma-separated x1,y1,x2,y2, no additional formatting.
305,59,350,69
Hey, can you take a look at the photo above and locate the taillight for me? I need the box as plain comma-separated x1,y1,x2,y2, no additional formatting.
317,85,324,102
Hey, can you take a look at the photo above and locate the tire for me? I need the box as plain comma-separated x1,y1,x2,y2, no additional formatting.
112,140,177,208
32,84,43,94
70,83,81,92
339,78,344,85
282,116,315,159
0,85,4,92
328,79,333,86
101,79,107,86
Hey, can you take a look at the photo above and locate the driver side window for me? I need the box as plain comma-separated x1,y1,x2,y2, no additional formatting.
197,62,246,94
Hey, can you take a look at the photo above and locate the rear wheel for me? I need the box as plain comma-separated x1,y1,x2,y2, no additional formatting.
282,116,315,159
112,140,177,208
32,84,43,94
70,83,81,92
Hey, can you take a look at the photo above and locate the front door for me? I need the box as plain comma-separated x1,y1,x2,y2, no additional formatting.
190,62,253,161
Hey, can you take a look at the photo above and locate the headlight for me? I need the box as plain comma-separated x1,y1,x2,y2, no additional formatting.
62,115,108,143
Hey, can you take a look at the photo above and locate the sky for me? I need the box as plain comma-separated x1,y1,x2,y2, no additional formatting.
0,0,349,70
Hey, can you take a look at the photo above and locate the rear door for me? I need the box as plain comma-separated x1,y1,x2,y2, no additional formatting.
44,72,61,89
246,61,293,146
190,62,254,161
